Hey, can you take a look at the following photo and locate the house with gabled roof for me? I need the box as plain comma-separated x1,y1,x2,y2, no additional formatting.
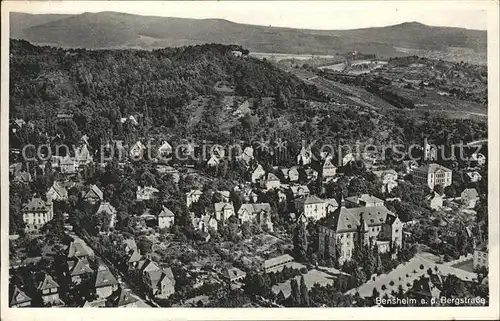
264,173,280,190
251,164,266,183
46,181,68,202
67,258,94,284
322,157,337,180
426,191,443,210
289,185,310,199
128,250,143,270
465,171,482,183
207,154,220,167
106,287,138,307
223,267,246,283
120,115,139,126
158,206,175,229
22,197,54,232
67,241,92,260
74,144,93,165
186,189,203,208
95,202,117,229
216,190,231,203
238,203,273,231
95,266,119,298
140,260,176,299
236,146,254,167
158,140,173,157
122,239,137,255
192,213,218,235
281,166,299,183
130,141,146,159
214,202,235,222
297,146,312,166
372,169,398,194
136,186,160,201
36,273,60,305
59,156,77,174
9,285,31,307
82,184,103,204
345,194,384,208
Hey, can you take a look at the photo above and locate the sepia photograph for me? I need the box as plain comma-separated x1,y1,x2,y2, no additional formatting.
1,1,498,320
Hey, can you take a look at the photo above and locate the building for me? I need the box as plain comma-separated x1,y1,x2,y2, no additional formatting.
216,190,231,203
238,203,273,231
59,157,77,174
372,169,398,194
470,153,486,167
297,146,313,165
186,189,203,208
127,250,142,271
342,153,355,166
22,197,54,232
294,195,326,221
67,258,94,284
461,188,479,209
281,167,299,182
82,184,103,204
402,160,419,174
67,241,92,260
262,254,295,273
122,239,137,255
423,139,438,161
322,157,337,180
214,202,235,222
300,168,318,181
318,206,403,264
95,266,119,298
192,213,218,233
207,154,220,167
264,173,280,190
426,191,443,210
412,163,452,190
236,146,254,167
74,144,93,165
141,261,176,299
10,285,31,307
345,194,384,208
36,273,60,305
324,198,339,214
95,202,117,229
158,206,175,229
46,181,68,201
223,267,246,283
130,141,146,159
14,171,32,183
120,115,139,126
158,140,173,157
136,186,160,201
466,171,482,183
106,288,138,307
473,241,488,269
289,185,310,199
251,164,266,183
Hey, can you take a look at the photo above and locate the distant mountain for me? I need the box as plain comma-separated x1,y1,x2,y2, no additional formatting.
10,12,487,59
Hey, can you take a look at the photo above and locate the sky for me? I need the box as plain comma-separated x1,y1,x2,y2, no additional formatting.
7,1,489,30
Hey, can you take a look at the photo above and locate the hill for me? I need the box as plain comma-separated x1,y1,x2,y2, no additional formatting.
10,12,486,62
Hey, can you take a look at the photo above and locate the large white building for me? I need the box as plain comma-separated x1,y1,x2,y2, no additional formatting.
412,163,452,190
22,197,54,232
294,195,327,221
318,206,403,264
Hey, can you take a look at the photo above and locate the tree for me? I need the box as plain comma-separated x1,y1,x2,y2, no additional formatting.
290,278,300,306
299,275,310,306
293,221,308,262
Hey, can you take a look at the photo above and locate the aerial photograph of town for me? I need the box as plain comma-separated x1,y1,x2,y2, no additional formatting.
4,0,494,314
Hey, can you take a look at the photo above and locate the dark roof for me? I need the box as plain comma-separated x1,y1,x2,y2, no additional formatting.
95,268,119,288
10,286,31,306
22,198,50,212
37,273,59,291
69,258,94,276
106,288,138,307
323,206,398,233
67,242,91,258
